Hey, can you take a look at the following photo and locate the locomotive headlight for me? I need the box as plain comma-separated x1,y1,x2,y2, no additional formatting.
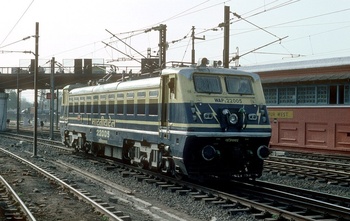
228,113,238,125
202,145,217,161
260,109,266,116
222,109,230,115
257,145,270,160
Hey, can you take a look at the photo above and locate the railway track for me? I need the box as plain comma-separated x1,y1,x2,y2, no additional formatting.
2,131,350,220
67,152,350,221
269,155,350,173
251,180,350,208
282,151,350,163
265,155,350,186
0,175,36,221
0,132,204,221
107,163,350,221
0,146,131,221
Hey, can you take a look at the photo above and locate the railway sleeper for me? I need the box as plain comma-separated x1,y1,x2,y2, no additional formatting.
227,207,251,215
253,211,272,219
304,215,327,219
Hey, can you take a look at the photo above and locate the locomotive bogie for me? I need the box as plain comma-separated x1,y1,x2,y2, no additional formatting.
128,141,159,168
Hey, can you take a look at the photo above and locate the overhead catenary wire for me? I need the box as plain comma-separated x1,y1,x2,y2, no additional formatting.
102,41,141,64
230,36,288,62
241,0,301,19
232,12,281,39
42,0,231,61
3,0,349,66
106,29,146,59
0,36,32,49
0,0,35,47
36,0,302,64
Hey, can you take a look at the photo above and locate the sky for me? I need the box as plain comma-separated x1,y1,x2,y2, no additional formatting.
1,0,350,101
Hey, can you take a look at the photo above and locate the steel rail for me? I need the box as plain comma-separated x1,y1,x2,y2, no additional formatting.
265,159,350,182
0,175,36,221
269,156,350,172
0,147,125,221
233,180,350,220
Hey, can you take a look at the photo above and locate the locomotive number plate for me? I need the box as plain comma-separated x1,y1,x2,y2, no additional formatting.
214,98,242,104
96,129,110,138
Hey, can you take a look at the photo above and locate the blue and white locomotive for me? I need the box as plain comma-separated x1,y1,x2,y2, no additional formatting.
60,58,271,181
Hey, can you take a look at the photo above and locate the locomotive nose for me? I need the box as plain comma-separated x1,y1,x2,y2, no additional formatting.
257,145,270,160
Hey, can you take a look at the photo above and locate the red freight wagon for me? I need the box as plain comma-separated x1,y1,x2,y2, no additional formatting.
268,106,350,155
239,56,350,155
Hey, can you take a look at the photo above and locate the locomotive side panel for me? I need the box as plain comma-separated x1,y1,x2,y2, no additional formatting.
60,79,162,156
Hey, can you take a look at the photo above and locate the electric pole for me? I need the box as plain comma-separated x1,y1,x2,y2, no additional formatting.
223,6,230,68
33,22,39,157
50,57,55,140
191,26,205,65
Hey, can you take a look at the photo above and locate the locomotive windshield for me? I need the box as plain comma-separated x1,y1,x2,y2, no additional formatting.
193,74,253,95
193,75,222,94
225,76,253,94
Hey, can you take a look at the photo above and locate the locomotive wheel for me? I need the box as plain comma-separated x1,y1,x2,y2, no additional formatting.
91,143,103,157
137,161,146,169
173,170,183,180
137,156,149,169
71,141,78,153
83,142,91,153
171,160,183,180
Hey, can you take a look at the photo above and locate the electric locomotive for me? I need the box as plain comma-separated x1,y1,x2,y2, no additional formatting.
60,58,271,181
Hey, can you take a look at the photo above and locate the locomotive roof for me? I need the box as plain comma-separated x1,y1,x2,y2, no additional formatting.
69,77,160,95
161,65,260,81
67,65,260,95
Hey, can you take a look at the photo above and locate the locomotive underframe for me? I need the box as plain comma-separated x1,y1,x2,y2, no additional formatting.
182,135,270,180
61,126,184,177
62,124,270,181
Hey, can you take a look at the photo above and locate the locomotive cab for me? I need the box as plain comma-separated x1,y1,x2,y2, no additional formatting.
160,58,271,180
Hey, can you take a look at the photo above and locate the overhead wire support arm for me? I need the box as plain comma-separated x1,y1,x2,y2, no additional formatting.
232,12,281,39
102,41,141,64
0,36,33,49
105,29,146,59
145,24,167,33
230,36,288,63
0,50,34,54
230,11,289,64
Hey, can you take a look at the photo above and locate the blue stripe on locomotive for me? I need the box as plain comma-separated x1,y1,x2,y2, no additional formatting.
168,102,270,132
